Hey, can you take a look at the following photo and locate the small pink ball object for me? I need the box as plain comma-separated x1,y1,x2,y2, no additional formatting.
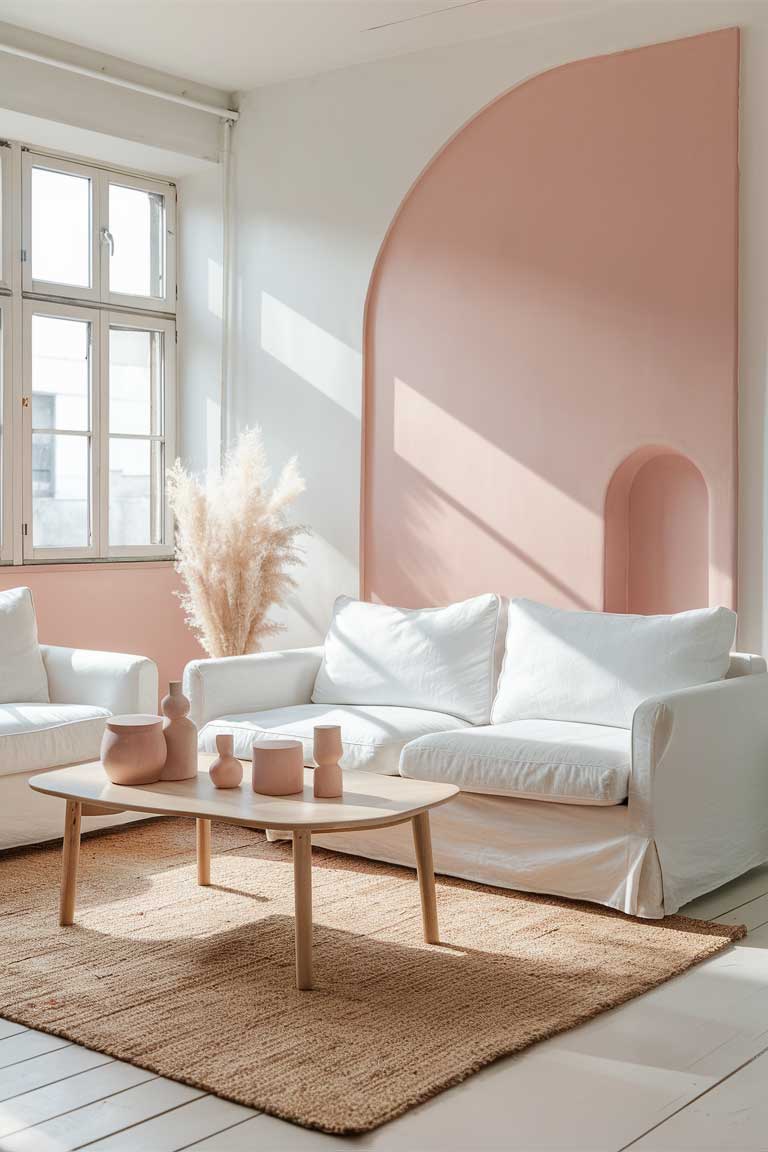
252,738,304,796
209,734,243,789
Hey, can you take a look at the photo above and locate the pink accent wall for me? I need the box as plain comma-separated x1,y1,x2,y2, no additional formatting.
363,30,739,613
0,563,203,698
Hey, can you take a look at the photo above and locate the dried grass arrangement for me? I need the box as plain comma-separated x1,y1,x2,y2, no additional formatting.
167,428,306,657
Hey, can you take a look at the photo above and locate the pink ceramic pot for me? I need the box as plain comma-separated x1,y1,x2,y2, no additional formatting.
252,739,304,796
101,715,166,786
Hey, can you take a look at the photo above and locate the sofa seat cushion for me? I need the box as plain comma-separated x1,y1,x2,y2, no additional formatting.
200,704,470,776
400,719,632,805
0,703,110,778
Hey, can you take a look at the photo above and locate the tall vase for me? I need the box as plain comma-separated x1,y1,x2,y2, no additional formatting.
160,681,198,781
313,724,343,798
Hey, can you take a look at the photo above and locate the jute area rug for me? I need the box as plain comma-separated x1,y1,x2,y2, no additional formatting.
0,818,744,1134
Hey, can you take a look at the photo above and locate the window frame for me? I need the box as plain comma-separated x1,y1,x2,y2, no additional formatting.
21,299,101,562
0,298,13,566
22,152,101,303
100,172,176,314
0,141,178,565
0,143,12,292
99,311,176,559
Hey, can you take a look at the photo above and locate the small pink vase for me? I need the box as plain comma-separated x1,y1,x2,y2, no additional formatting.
160,681,197,782
210,734,243,789
252,739,304,796
313,724,343,798
101,715,166,786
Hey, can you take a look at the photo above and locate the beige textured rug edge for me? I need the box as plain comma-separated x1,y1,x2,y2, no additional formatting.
0,822,747,1135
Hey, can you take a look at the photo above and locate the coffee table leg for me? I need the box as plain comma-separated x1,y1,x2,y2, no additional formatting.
293,830,313,990
59,800,81,926
196,818,211,886
412,812,439,943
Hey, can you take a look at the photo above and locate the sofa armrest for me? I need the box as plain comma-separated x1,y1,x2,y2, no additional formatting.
630,673,768,912
40,645,159,714
183,647,324,728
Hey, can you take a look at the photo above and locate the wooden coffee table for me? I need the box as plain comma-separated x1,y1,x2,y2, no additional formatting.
30,757,459,990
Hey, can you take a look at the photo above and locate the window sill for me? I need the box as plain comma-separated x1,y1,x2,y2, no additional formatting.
0,558,176,572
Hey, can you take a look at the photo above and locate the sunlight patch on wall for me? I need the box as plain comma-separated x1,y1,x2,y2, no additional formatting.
207,257,223,320
260,291,361,419
393,378,601,606
205,395,221,473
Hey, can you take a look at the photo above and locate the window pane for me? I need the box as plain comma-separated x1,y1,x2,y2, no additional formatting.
109,437,162,547
32,432,89,548
108,184,164,298
32,315,90,432
31,167,91,288
109,327,163,435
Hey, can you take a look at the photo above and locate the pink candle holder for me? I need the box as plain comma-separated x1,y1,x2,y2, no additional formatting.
252,738,304,796
313,724,343,798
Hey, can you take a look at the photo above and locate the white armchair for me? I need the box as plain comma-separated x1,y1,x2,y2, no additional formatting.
1,643,158,850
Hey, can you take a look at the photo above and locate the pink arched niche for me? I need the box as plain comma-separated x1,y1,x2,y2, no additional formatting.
362,29,738,612
604,447,710,615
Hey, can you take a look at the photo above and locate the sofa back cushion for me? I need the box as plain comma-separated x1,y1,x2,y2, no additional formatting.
0,587,49,705
492,598,737,729
312,594,504,724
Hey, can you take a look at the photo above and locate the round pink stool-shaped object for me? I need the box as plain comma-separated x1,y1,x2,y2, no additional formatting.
252,739,304,796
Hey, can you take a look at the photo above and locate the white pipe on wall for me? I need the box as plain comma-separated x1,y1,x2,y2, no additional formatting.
220,117,235,461
0,41,239,120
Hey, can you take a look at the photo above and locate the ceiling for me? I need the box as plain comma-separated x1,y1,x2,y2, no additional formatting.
0,0,626,93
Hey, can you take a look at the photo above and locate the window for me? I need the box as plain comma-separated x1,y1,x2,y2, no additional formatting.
0,142,176,563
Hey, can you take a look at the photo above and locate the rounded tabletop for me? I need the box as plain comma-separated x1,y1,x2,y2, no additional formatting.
30,757,459,833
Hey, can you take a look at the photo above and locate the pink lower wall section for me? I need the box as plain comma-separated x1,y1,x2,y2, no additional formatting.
0,564,204,700
363,29,739,614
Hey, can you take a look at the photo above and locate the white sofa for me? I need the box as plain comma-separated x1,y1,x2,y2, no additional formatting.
0,587,158,850
184,594,768,919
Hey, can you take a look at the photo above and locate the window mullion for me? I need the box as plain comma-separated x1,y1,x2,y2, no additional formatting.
96,309,108,559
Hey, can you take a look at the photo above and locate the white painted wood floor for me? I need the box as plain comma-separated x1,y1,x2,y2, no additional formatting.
3,867,768,1152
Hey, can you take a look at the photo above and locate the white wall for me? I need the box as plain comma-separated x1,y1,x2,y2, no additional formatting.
230,0,768,653
177,164,225,476
0,19,228,162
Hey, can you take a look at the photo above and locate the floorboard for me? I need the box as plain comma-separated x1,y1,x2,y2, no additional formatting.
0,1078,202,1152
0,1060,155,1140
0,1023,26,1042
0,1030,70,1070
627,1047,768,1150
87,1095,257,1151
0,1045,114,1104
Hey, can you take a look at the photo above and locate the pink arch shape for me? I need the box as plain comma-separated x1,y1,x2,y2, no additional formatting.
361,29,738,611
